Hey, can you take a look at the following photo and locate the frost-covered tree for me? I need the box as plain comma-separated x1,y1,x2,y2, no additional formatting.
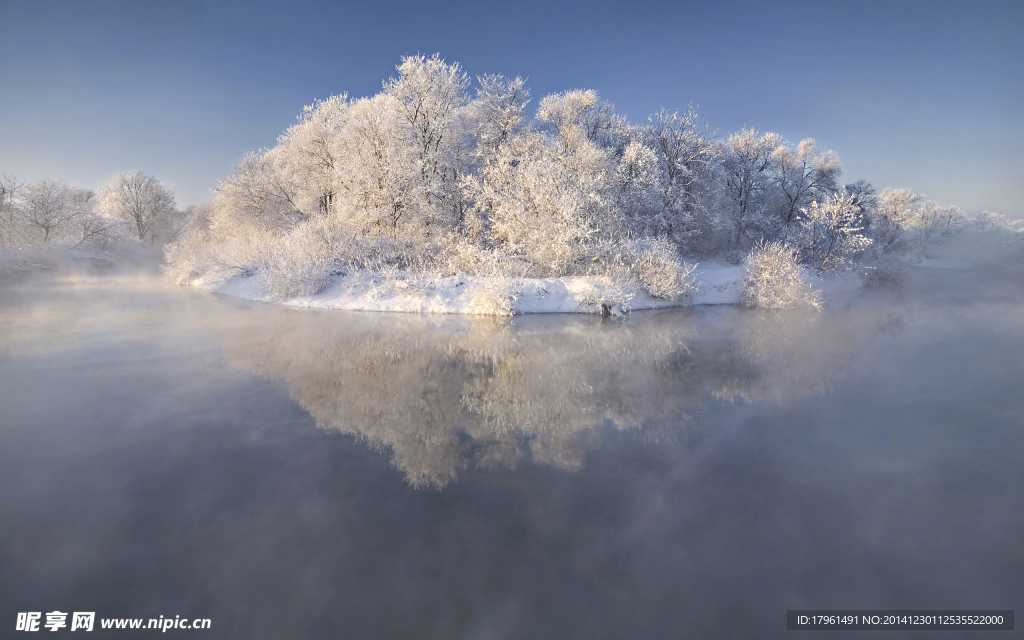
773,138,842,226
870,187,918,255
272,94,350,218
720,129,785,249
460,74,533,241
336,93,419,236
98,170,176,241
792,190,871,273
972,210,1022,234
462,88,639,272
465,74,531,161
21,179,76,242
910,200,964,247
468,127,618,274
216,151,303,230
67,188,117,248
384,54,470,230
536,90,625,153
0,174,24,245
844,179,877,212
612,140,663,227
641,107,717,240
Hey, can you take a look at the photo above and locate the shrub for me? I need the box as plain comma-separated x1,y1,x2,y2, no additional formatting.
741,240,821,310
589,237,698,303
627,237,698,301
466,278,521,316
576,277,635,315
161,232,208,284
258,222,333,299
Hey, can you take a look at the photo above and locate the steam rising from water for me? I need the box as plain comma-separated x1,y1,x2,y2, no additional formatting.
215,304,902,488
2,253,1022,638
2,263,915,488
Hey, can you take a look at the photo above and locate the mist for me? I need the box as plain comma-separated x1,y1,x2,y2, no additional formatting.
2,232,1022,637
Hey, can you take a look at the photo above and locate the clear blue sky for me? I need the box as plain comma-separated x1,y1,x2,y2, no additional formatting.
2,0,1021,214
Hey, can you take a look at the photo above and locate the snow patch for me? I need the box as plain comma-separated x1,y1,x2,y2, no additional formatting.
194,262,864,314
689,263,746,305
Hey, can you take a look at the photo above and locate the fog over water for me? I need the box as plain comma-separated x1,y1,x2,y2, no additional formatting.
1,261,1022,638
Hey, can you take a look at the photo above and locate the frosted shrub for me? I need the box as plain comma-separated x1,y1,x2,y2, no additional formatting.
163,223,272,285
161,232,209,284
437,238,503,276
576,278,635,315
259,222,333,299
742,241,821,310
628,237,698,301
589,237,698,303
466,278,521,316
438,238,536,278
207,229,274,280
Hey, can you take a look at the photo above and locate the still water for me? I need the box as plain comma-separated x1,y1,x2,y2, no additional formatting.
1,264,1022,638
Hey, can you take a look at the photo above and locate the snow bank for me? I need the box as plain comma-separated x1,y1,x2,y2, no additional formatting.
199,271,675,315
194,262,862,315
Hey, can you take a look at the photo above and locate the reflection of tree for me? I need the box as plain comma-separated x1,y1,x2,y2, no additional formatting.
724,309,879,405
219,306,899,488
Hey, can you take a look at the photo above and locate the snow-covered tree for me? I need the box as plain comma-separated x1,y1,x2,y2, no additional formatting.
909,200,964,247
641,107,717,239
384,54,470,231
98,170,176,241
67,188,122,248
792,190,871,273
844,179,877,213
465,74,531,161
720,129,785,249
272,94,350,218
972,211,1023,234
773,138,842,226
870,187,918,255
216,150,302,230
536,90,625,153
335,93,419,236
612,140,663,227
0,174,23,245
21,179,76,242
468,128,618,274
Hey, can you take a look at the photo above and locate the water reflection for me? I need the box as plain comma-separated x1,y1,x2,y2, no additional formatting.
0,270,903,489
216,302,901,488
3,266,1021,638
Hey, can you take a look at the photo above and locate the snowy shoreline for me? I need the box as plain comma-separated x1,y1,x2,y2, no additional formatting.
194,263,863,315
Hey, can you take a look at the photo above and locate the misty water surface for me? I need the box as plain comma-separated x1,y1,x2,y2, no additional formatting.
1,263,1022,638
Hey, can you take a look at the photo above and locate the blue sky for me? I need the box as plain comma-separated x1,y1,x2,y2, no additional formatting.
2,0,1021,214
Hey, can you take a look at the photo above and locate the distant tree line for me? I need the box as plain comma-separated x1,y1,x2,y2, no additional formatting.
0,170,180,250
